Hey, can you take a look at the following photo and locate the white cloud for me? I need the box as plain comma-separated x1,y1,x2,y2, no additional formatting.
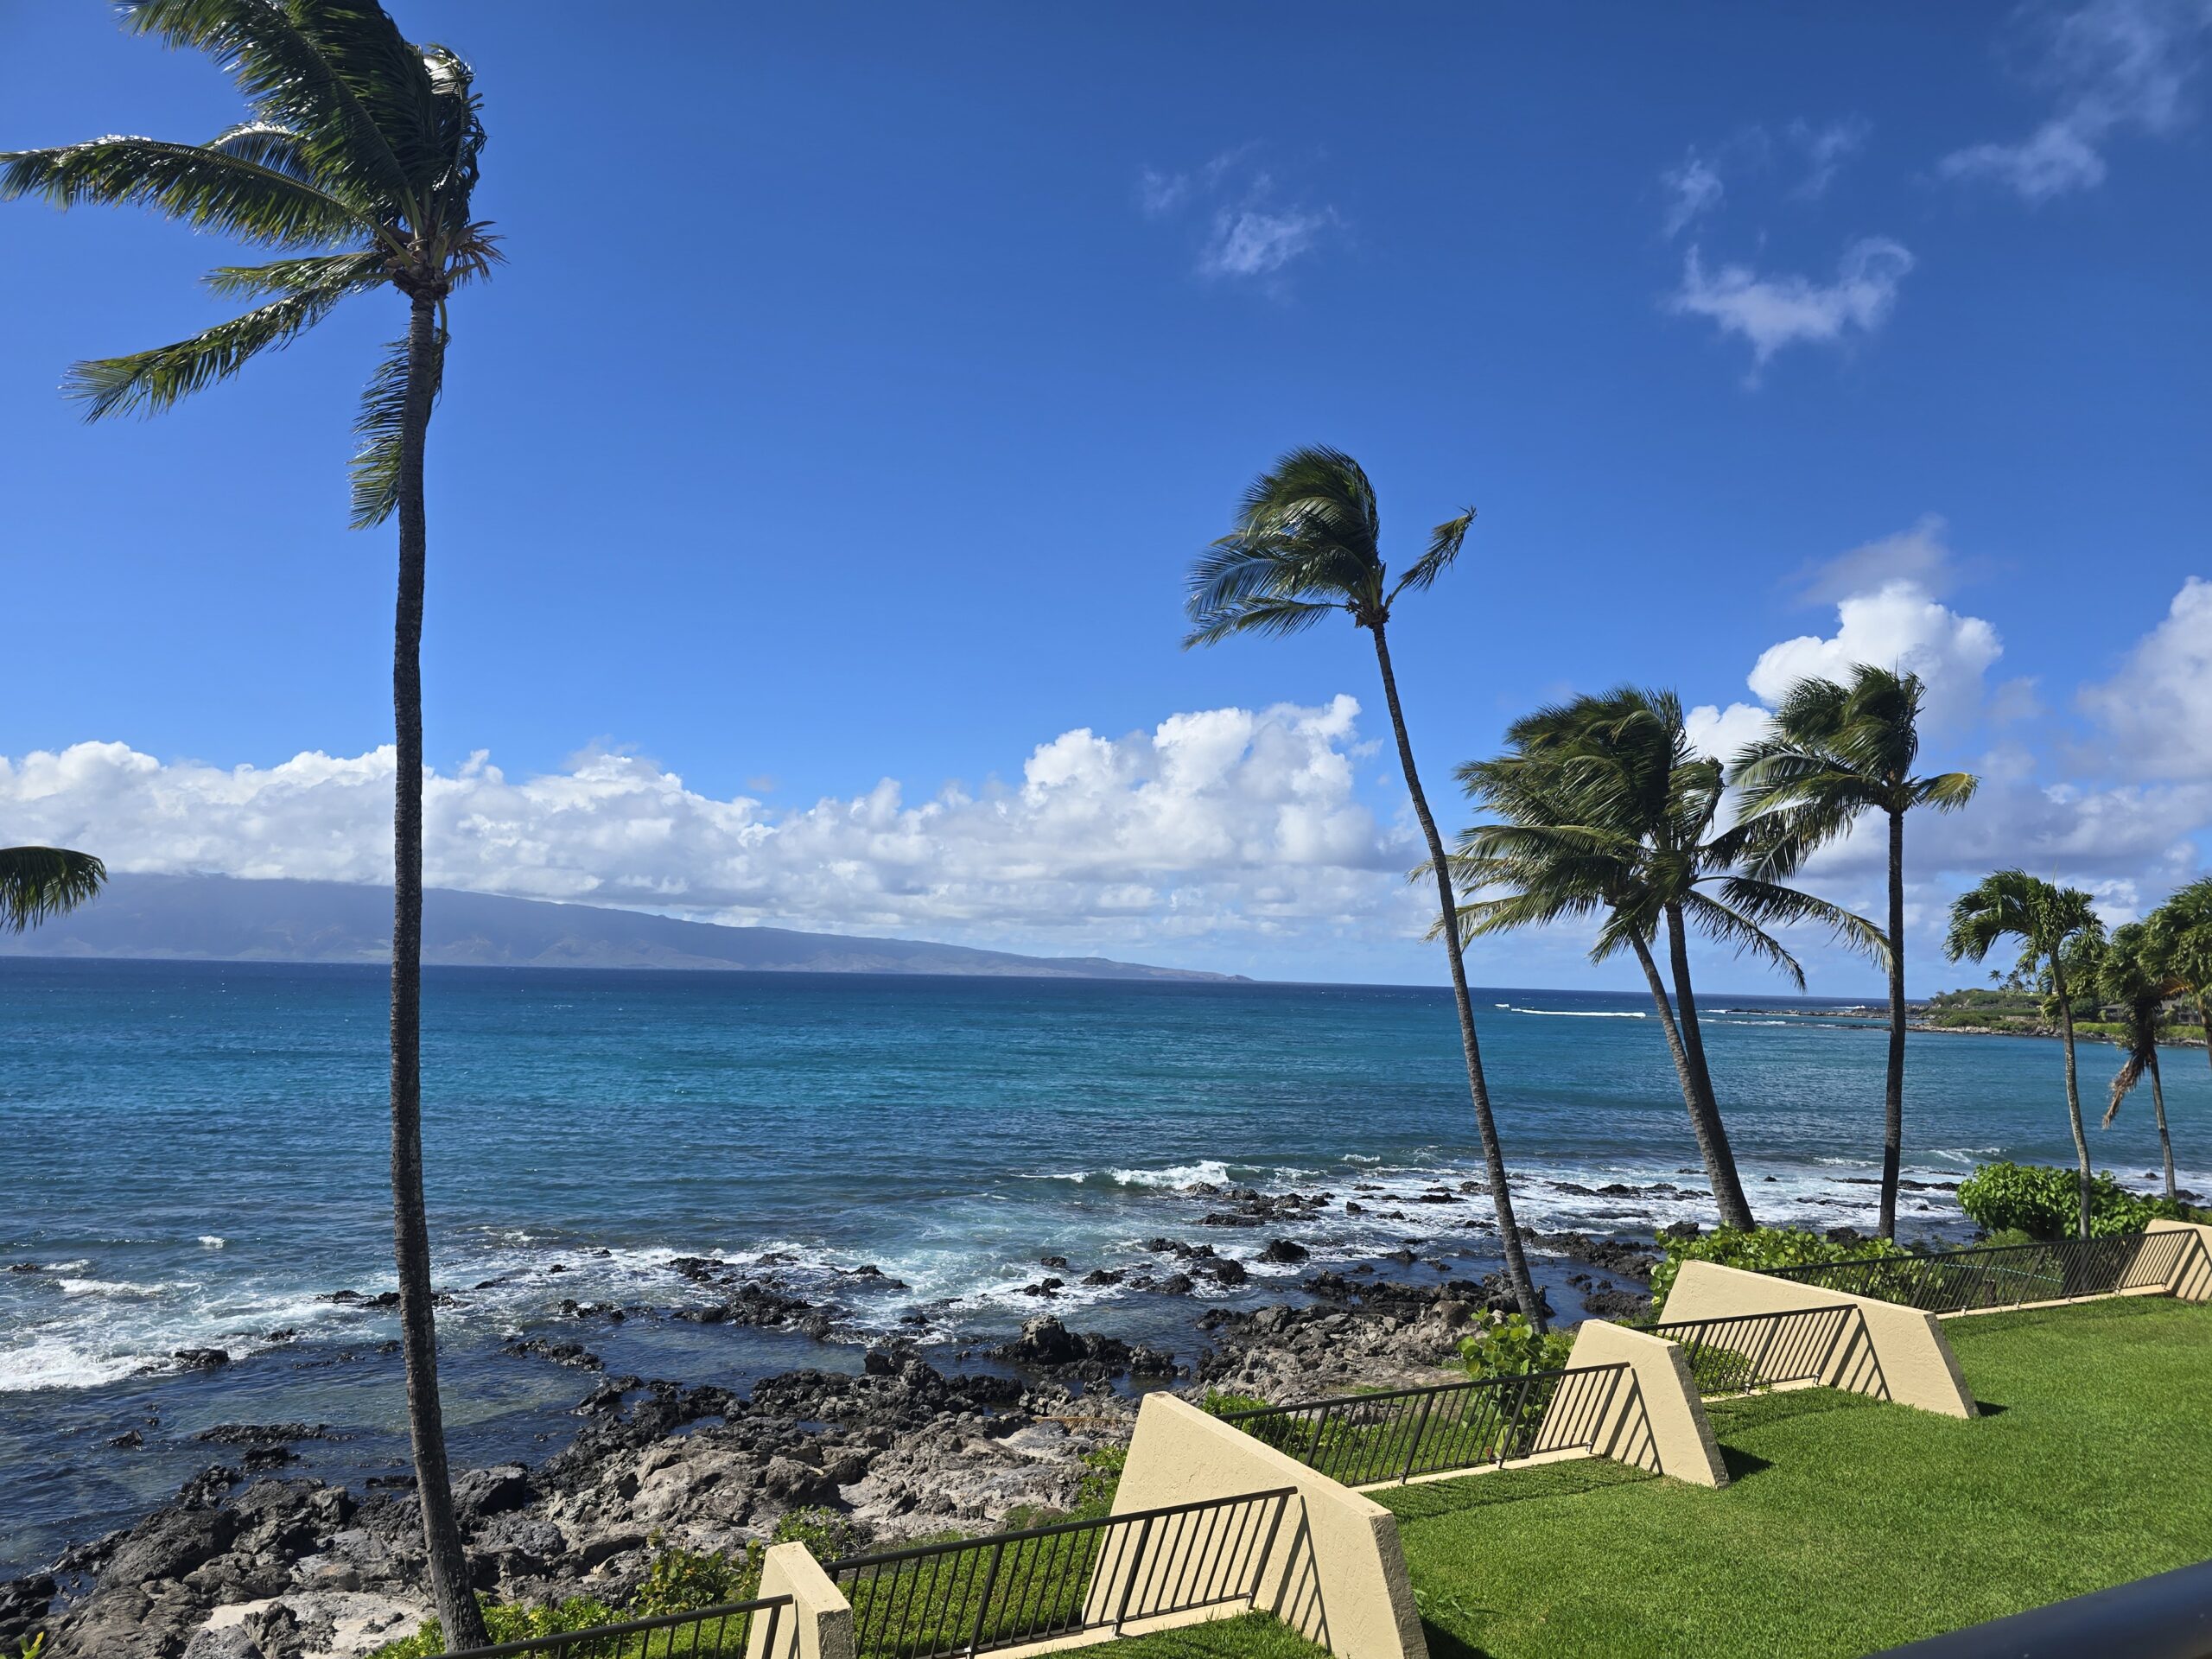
1793,515,1961,604
0,698,1420,955
1199,200,1336,279
1659,149,1726,237
1941,0,2212,200
1788,116,1872,198
1668,237,1915,375
1138,151,1338,285
2078,575,2212,779
1745,580,2004,728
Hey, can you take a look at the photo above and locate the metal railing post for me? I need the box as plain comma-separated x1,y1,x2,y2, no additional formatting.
1112,1515,1155,1635
1400,1389,1437,1484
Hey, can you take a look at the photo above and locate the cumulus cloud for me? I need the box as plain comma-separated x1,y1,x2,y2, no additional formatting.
1668,237,1915,376
1941,0,2212,200
1676,556,2209,987
0,698,1419,954
2078,575,2212,779
1748,581,2004,728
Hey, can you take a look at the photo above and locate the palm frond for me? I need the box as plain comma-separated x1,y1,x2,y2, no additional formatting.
0,846,107,933
65,281,358,419
203,247,386,299
348,327,442,528
1679,889,1808,989
1910,771,1980,811
121,0,429,218
1391,507,1474,600
0,134,371,246
1715,875,1888,965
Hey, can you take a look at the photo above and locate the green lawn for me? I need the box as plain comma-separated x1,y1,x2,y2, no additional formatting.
1375,1296,2212,1658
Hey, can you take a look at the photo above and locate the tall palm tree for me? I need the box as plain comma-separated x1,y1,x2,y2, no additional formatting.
3,5,496,1642
2098,922,2177,1201
0,848,108,933
1732,666,1979,1239
1945,871,2105,1238
1452,687,1884,1231
2149,876,2212,1103
1185,446,1544,1326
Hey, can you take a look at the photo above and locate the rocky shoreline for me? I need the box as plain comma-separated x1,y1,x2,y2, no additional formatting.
3,1217,1666,1659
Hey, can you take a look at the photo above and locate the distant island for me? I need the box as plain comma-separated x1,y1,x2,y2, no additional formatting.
0,873,1247,982
1915,986,2206,1046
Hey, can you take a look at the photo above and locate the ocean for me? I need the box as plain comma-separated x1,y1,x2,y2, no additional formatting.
3,957,2204,1579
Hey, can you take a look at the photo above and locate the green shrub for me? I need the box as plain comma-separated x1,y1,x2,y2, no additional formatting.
1198,1389,1273,1417
1071,1442,1126,1516
368,1595,623,1658
1647,1228,1902,1320
1457,1313,1575,1379
1957,1161,2206,1240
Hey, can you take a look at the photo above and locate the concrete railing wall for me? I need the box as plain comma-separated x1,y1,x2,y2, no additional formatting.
2143,1218,2212,1301
749,1543,854,1659
1657,1260,1978,1418
1560,1321,1730,1487
1110,1392,1427,1659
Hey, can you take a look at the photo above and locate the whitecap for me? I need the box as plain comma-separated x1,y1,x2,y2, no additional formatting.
199,1236,226,1249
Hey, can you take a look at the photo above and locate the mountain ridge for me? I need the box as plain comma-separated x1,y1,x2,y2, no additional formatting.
0,873,1247,982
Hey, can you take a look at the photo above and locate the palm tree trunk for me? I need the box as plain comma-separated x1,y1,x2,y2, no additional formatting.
2051,957,2090,1240
1370,621,1545,1329
1663,902,1756,1230
1879,806,1907,1241
2149,1051,2175,1202
1626,931,1719,1178
391,291,487,1653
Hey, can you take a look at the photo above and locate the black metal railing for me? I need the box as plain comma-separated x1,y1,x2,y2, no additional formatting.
827,1488,1296,1659
1213,1364,1630,1487
1763,1229,2199,1316
442,1595,791,1659
1649,1304,1865,1397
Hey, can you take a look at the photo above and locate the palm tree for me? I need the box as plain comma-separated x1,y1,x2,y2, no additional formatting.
0,848,108,933
2099,922,2177,1201
2150,876,2212,1103
3,5,496,1642
1452,687,1884,1231
1732,666,1979,1239
1185,446,1544,1325
1945,872,2105,1238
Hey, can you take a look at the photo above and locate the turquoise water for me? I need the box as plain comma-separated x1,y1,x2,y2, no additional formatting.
2,958,2203,1575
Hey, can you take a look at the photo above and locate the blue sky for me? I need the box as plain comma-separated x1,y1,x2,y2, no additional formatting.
3,2,2209,988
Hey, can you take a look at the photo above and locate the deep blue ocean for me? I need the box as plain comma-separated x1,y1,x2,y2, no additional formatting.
3,958,2205,1578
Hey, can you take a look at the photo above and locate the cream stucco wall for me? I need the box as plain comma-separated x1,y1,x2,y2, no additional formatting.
1109,1392,1427,1659
2144,1218,2212,1301
750,1541,855,1659
1560,1320,1730,1487
1658,1260,1977,1418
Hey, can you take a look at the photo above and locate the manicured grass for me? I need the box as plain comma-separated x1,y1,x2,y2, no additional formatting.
1116,1615,1332,1659
1378,1296,2212,1658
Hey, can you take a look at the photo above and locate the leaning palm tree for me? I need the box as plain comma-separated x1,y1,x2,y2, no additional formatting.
2099,922,2178,1201
1452,687,1884,1231
1732,666,1979,1239
2149,876,2212,1103
1945,871,2104,1238
1185,446,1544,1325
3,4,496,1642
0,848,108,933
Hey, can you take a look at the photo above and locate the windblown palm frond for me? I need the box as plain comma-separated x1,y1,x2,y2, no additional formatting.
1945,869,2101,967
3,0,496,516
1184,447,1398,644
1733,664,1977,878
0,847,107,934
